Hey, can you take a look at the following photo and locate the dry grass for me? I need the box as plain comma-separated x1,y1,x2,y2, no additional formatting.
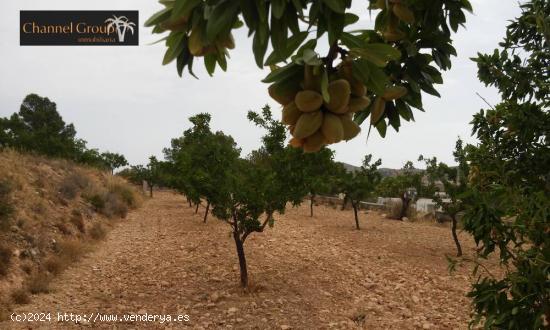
0,245,12,277
70,210,85,233
10,289,30,305
89,223,106,240
0,149,141,307
0,179,14,231
26,272,52,294
58,172,89,200
56,239,88,263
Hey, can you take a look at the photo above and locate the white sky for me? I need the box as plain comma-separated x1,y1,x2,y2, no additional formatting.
0,1,521,169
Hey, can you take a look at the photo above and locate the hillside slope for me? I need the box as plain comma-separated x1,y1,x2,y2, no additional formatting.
0,149,141,317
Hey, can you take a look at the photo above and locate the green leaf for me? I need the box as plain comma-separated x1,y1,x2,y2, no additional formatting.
204,54,216,76
262,63,301,83
364,61,388,95
344,13,359,26
252,24,269,68
205,2,239,42
264,31,308,65
340,32,366,49
301,48,322,66
350,43,401,67
376,119,387,137
162,32,186,65
321,68,330,103
351,59,371,83
145,7,172,27
271,0,287,19
172,0,201,19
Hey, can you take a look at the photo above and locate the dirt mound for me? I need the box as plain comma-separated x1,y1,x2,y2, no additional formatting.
0,150,141,317
3,191,501,329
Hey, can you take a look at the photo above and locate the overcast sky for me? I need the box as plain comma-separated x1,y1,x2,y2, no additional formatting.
0,1,521,168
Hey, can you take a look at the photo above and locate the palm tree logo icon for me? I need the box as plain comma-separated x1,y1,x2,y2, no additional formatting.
105,15,136,42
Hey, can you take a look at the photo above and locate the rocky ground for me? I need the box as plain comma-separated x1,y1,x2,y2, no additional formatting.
2,191,499,329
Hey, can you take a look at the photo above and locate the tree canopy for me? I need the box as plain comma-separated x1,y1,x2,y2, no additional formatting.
462,1,549,327
146,0,473,147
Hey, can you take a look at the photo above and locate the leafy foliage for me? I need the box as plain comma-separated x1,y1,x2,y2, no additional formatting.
100,152,129,174
462,1,550,327
419,138,469,256
146,0,472,137
336,154,382,229
0,94,127,171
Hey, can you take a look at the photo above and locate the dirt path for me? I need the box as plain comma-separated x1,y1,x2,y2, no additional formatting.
4,191,492,329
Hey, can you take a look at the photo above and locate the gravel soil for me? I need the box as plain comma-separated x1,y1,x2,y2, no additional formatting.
3,191,498,329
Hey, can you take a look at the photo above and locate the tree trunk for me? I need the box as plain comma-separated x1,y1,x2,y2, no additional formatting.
310,194,315,217
187,198,192,208
451,216,462,257
233,231,248,288
399,196,410,220
203,201,210,223
149,183,153,198
195,203,199,214
352,201,360,230
341,195,347,211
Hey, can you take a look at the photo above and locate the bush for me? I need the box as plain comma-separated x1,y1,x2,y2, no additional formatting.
26,272,51,294
0,245,12,277
43,256,64,275
89,223,106,240
54,222,71,235
0,179,14,231
104,193,128,218
70,210,85,233
56,239,86,263
85,193,106,211
11,289,30,305
59,172,90,199
109,183,137,208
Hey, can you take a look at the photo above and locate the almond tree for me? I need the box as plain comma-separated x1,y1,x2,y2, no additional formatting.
461,1,549,327
419,138,469,257
337,155,382,229
164,114,241,222
146,0,472,146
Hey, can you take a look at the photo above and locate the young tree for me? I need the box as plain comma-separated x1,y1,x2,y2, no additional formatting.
146,0,472,148
337,155,382,229
419,139,469,257
101,152,129,174
301,148,337,217
462,1,549,327
165,114,241,221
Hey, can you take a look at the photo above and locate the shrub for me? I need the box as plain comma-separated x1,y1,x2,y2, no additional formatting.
43,256,64,275
0,179,14,231
11,289,30,305
55,222,71,235
0,245,12,277
89,223,106,240
85,193,106,211
26,272,51,294
59,172,89,199
104,193,128,218
108,183,137,208
70,210,85,233
57,239,86,263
